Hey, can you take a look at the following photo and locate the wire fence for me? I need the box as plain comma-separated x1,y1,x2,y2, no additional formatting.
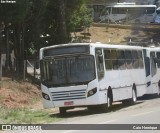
26,60,40,79
0,58,40,83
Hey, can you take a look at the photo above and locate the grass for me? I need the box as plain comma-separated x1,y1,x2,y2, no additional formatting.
0,107,62,124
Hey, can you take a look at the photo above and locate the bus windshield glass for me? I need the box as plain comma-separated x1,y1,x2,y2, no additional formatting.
40,55,95,87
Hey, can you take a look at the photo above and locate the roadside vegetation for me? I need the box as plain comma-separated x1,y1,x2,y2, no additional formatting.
0,107,61,124
0,78,61,124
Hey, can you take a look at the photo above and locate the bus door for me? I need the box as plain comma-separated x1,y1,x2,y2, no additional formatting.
95,49,105,91
150,52,158,93
143,49,152,93
156,51,160,78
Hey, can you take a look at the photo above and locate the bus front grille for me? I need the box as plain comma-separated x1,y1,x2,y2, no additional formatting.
51,89,86,101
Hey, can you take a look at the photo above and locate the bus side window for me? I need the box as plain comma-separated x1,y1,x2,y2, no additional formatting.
125,50,132,69
117,50,126,70
96,49,104,80
156,52,160,68
137,51,144,69
132,50,139,69
104,49,112,70
111,50,119,70
143,49,150,77
146,7,155,14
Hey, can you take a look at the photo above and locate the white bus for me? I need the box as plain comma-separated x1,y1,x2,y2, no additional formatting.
144,47,160,95
100,4,157,23
39,43,159,114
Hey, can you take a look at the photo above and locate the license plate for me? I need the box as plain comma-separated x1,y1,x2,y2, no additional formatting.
64,101,74,106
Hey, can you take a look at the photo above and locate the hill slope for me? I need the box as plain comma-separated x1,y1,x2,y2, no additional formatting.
75,24,160,46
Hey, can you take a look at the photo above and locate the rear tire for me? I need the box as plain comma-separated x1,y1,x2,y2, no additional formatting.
157,81,160,97
122,87,137,105
107,93,112,108
131,88,137,104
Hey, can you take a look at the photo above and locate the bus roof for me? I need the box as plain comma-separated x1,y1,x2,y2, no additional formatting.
116,2,136,5
40,43,145,52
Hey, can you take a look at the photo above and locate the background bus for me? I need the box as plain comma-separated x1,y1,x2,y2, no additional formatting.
99,4,157,23
40,43,152,114
87,4,105,22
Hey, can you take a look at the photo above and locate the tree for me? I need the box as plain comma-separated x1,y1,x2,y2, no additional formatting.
0,0,93,79
55,0,68,44
0,0,32,76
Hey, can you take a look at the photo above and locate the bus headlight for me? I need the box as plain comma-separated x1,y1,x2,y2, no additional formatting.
42,92,51,101
87,88,97,97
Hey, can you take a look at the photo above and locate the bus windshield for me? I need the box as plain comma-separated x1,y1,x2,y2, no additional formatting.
40,55,95,87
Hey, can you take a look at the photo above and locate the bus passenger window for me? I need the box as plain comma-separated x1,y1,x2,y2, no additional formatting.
156,52,160,68
125,50,132,69
150,52,157,77
111,50,119,70
146,7,155,14
138,51,144,69
104,49,112,70
117,50,126,70
132,50,139,69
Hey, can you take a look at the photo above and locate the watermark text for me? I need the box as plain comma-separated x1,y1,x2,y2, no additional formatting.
1,0,16,3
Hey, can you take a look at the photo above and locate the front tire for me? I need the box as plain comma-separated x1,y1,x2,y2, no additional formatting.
122,88,137,105
100,90,113,112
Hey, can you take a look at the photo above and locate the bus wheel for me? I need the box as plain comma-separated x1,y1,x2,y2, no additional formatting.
100,90,113,112
131,88,137,104
122,88,137,105
107,89,113,108
59,107,67,115
107,94,112,108
158,81,160,97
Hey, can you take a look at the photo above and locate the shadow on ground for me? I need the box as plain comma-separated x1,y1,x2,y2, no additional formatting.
49,101,144,119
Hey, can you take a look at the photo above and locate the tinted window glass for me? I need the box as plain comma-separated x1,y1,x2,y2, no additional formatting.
150,52,157,77
125,50,132,69
138,51,144,68
125,50,132,59
157,52,160,68
104,50,111,59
